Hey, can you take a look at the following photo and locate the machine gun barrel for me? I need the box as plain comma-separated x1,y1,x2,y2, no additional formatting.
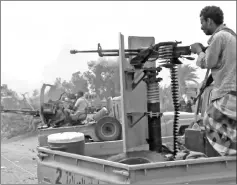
70,43,141,57
1,109,40,117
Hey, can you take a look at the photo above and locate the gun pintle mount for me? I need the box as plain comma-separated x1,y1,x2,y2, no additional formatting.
70,41,194,158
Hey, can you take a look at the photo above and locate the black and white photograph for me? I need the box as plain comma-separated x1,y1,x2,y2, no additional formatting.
1,1,236,184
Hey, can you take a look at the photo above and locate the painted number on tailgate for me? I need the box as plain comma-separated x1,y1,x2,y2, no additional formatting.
55,168,62,184
55,168,103,184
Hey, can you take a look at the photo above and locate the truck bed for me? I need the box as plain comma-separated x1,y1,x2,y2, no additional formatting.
37,138,236,184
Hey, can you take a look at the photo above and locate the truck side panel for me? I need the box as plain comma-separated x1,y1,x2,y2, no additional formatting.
37,147,236,184
37,149,131,184
131,157,236,184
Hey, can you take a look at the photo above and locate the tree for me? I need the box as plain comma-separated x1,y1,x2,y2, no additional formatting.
46,71,89,101
83,70,95,92
70,71,89,93
1,84,20,109
1,84,18,98
85,58,120,99
177,64,199,96
61,80,73,93
160,85,174,112
32,89,39,97
54,78,63,89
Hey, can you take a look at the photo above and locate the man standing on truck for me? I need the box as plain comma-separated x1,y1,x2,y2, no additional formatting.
191,6,236,156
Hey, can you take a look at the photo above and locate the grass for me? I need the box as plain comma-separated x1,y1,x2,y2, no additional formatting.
1,113,37,139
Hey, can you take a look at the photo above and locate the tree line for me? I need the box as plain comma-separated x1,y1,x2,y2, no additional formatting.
1,57,199,112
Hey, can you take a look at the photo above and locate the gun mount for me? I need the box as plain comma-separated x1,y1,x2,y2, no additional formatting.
39,83,81,128
70,36,194,158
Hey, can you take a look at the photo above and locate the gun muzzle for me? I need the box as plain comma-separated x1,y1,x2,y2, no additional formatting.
70,50,78,54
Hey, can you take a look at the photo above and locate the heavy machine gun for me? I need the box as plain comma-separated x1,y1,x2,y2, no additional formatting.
1,84,78,129
71,42,194,64
70,40,195,158
1,92,40,117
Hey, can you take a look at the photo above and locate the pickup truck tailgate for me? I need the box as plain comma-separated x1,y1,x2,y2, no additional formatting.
37,146,236,184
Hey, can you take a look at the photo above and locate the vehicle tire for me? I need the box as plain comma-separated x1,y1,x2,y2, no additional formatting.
95,116,122,141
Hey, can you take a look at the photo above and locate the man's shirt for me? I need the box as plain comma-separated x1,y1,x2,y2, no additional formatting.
74,97,89,113
196,24,236,101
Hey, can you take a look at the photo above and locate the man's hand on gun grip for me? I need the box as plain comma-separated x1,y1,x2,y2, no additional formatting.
190,43,205,54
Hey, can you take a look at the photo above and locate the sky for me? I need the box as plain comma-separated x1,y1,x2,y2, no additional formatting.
1,1,236,95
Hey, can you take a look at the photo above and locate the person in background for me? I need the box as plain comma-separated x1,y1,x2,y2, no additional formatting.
179,97,187,112
182,93,193,112
65,91,89,124
191,6,236,156
185,100,193,113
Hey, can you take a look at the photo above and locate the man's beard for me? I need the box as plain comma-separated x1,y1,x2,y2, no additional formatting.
204,29,212,35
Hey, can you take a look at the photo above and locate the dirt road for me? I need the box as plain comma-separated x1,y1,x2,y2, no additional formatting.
1,114,96,184
1,133,38,184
